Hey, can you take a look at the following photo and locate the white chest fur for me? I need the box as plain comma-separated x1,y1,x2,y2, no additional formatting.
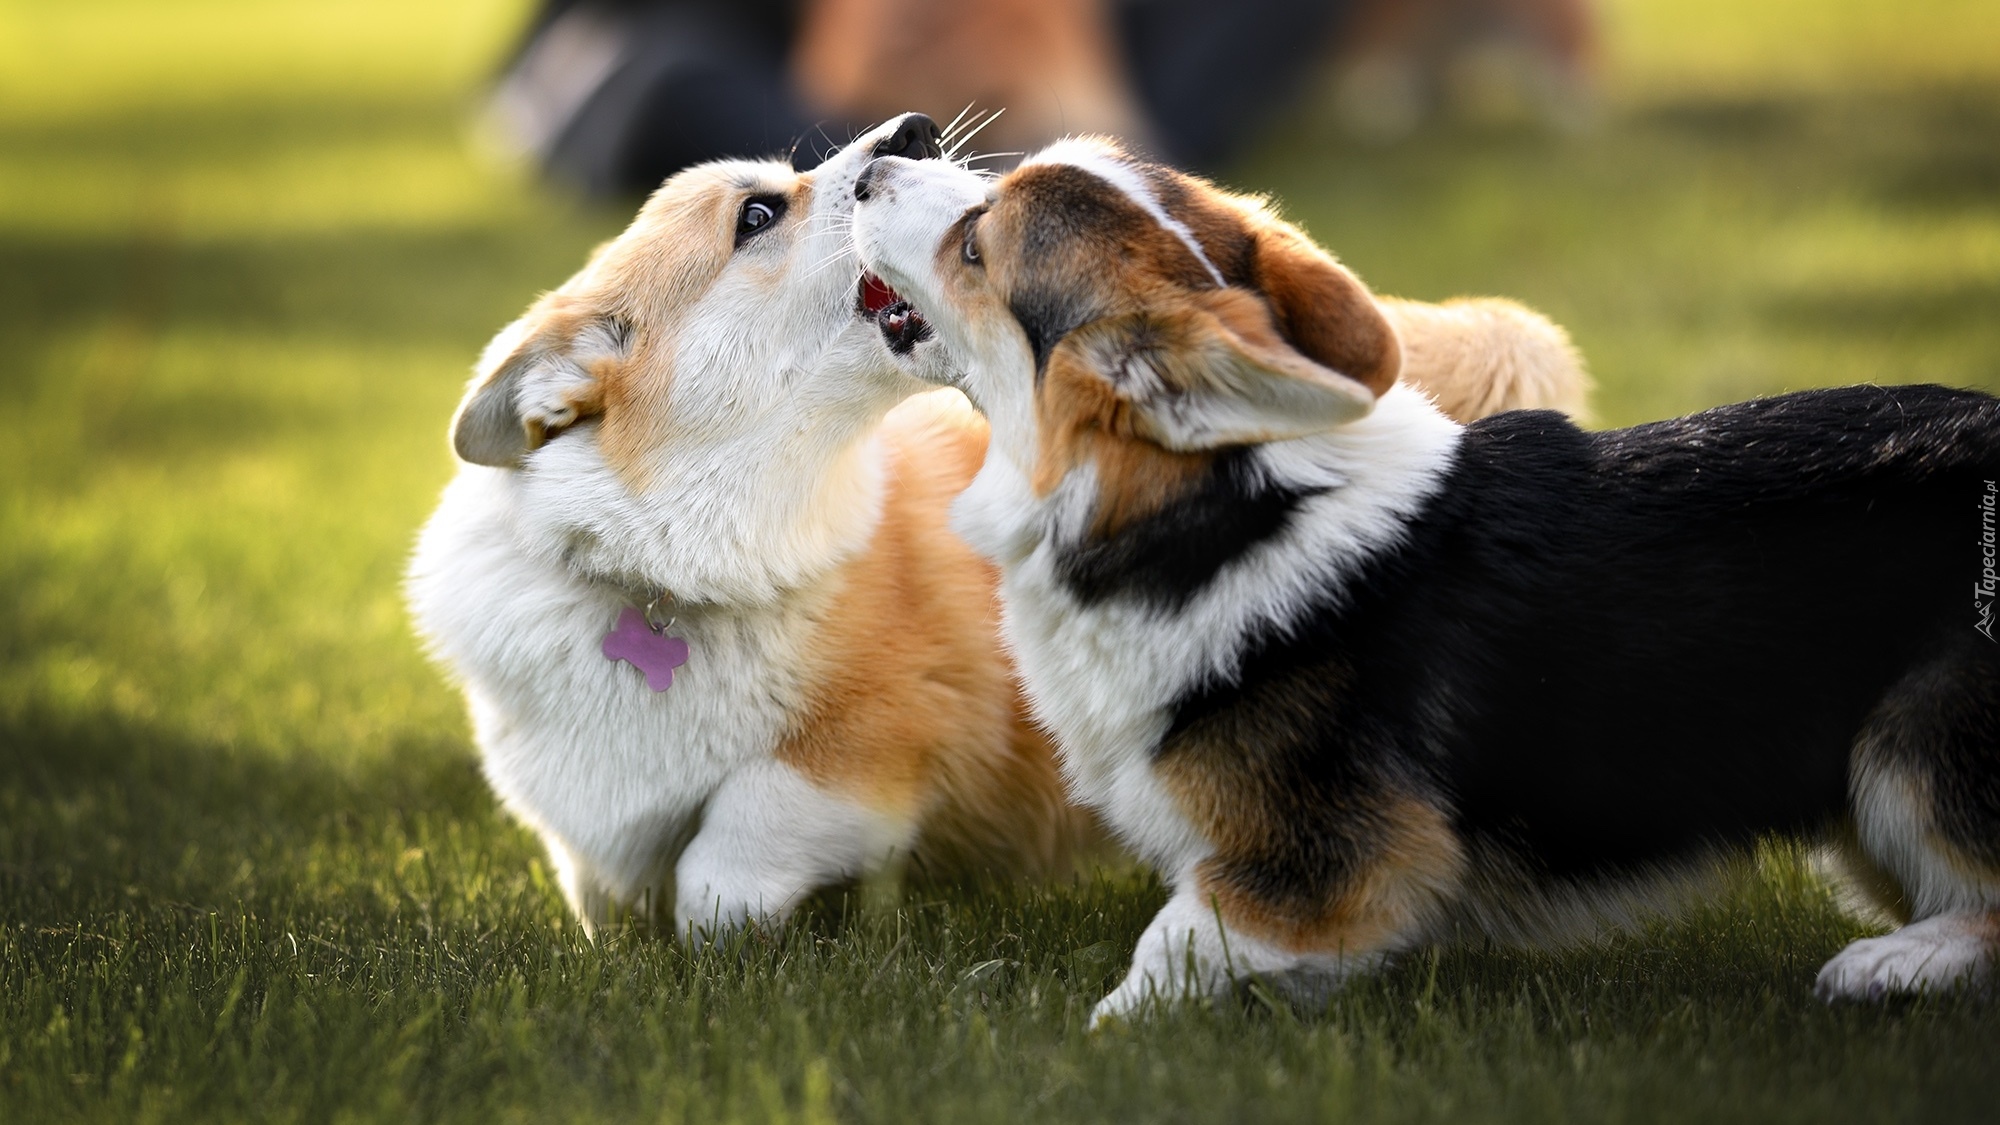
407,466,815,909
961,386,1464,877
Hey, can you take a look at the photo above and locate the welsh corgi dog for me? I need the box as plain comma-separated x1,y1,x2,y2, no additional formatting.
849,137,2000,1022
408,113,1085,935
407,114,1589,940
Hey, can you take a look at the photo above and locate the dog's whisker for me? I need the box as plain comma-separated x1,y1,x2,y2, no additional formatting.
809,122,844,165
945,108,1005,161
803,263,855,285
938,102,980,147
801,247,862,281
944,111,998,159
802,243,853,269
943,114,986,160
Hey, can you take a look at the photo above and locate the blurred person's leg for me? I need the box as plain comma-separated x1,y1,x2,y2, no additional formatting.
1332,0,1600,138
1115,0,1355,170
489,0,813,196
793,0,1147,166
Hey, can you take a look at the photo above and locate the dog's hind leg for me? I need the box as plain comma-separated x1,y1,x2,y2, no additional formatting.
1817,642,2000,1000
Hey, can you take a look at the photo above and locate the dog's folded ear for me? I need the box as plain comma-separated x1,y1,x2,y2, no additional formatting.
451,303,628,468
1050,288,1383,452
1246,223,1401,399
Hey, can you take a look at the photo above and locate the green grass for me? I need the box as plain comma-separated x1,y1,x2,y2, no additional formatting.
2,1,1997,1121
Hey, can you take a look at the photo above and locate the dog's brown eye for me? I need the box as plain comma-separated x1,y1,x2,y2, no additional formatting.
962,228,981,266
735,195,786,245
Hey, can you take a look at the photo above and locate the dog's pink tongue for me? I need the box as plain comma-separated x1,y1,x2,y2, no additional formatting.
861,274,900,315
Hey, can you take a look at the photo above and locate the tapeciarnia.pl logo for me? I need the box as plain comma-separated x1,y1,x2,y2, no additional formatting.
1978,479,1997,642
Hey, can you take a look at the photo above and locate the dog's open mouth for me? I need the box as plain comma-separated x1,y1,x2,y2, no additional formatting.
857,273,932,355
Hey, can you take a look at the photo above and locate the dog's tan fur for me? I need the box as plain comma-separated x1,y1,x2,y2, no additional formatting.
1380,297,1590,422
773,392,1078,875
1191,800,1468,956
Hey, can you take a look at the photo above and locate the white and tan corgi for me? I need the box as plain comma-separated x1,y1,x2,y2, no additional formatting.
408,115,1589,940
850,138,2000,1022
409,113,1086,935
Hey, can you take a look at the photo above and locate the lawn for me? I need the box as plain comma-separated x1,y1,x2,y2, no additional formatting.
2,1,1997,1121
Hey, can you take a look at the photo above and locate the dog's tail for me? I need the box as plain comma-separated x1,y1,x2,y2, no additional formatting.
1380,296,1592,424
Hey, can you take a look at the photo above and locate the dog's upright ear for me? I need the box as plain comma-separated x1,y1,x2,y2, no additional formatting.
1047,287,1382,453
451,298,630,468
1243,221,1402,399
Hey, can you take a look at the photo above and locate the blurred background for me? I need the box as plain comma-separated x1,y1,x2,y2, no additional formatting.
486,0,1603,195
0,2,1997,1114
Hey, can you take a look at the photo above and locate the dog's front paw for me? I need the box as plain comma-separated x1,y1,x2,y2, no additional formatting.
1814,913,1997,1001
1089,975,1167,1031
673,887,759,945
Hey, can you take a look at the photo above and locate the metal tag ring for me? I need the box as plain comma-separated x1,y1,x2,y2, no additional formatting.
643,590,677,634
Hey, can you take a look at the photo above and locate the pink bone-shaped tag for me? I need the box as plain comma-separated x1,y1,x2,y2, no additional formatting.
601,607,690,691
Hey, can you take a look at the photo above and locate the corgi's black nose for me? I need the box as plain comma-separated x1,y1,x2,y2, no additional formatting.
872,113,942,162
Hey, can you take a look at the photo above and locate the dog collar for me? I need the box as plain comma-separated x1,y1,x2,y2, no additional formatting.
601,589,690,691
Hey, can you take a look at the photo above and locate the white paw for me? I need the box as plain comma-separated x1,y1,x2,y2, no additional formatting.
1088,948,1225,1029
1087,887,1246,1029
1088,978,1154,1030
1815,914,1996,1001
1086,876,1403,1027
673,891,756,944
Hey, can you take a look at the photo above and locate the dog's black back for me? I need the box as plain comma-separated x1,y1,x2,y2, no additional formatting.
1164,384,2000,896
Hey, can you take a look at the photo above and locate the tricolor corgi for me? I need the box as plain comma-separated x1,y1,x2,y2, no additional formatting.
407,115,1589,940
850,137,2000,1021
